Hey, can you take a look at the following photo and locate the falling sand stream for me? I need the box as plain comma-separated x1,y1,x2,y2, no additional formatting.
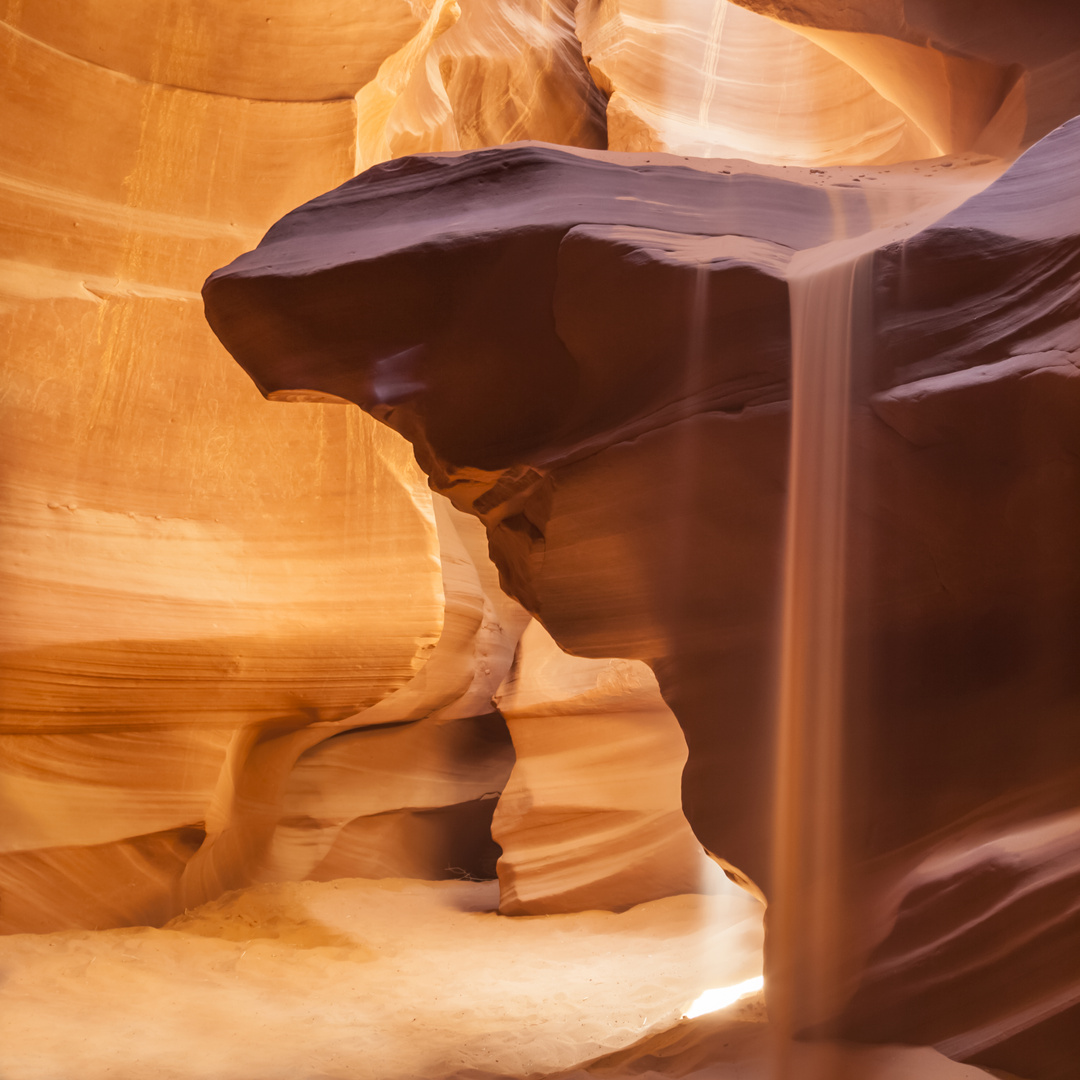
762,159,1010,1078
770,245,866,1080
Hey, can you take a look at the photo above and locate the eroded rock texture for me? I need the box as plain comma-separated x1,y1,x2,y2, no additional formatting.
576,0,938,164
494,619,709,914
0,8,436,930
6,2,1080,1078
0,0,623,935
725,0,1080,152
205,116,1080,1075
355,0,607,169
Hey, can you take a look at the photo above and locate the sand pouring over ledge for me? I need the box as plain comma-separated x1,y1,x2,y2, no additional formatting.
199,125,1080,1077
3,0,1079,1077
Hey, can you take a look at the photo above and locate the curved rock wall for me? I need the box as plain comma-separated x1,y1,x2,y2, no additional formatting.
726,0,1080,151
202,115,1080,1074
0,6,443,930
7,5,1080,1078
577,0,938,164
493,619,709,915
355,0,607,170
1,0,610,932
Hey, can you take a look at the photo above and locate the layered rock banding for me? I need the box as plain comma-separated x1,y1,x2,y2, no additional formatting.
0,0,619,936
725,0,1080,152
5,1,1080,1078
576,0,940,164
493,618,709,915
0,2,434,933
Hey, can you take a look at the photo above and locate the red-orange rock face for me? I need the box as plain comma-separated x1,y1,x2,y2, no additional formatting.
0,0,613,939
6,3,1080,1078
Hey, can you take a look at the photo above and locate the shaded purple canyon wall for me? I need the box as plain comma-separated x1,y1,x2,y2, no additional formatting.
204,120,1080,1077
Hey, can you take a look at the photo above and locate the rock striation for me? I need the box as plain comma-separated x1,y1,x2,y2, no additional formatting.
6,2,1080,1077
576,0,938,164
355,0,607,170
493,619,710,914
0,0,616,935
725,0,1080,153
0,2,438,930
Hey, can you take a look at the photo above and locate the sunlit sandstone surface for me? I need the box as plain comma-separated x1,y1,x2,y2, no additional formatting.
2,2,1079,1079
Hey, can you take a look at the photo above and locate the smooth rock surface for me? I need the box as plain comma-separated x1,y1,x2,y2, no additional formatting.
355,0,607,171
6,3,1080,1078
203,122,1080,1074
493,619,711,914
577,0,938,164
0,10,444,929
725,0,1080,151
0,0,611,932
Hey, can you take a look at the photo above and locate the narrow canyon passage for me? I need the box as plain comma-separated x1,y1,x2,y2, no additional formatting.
3,2,1079,1079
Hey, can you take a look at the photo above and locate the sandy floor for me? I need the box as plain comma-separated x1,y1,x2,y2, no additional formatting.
0,873,1016,1080
0,874,765,1080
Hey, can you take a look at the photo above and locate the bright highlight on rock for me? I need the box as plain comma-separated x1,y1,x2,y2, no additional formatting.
683,975,765,1019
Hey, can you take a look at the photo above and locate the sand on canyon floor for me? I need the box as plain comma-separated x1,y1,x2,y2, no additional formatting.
0,872,1007,1080
0,871,762,1080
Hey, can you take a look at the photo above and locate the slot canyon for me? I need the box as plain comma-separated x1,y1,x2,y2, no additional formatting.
2,1,1079,1078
